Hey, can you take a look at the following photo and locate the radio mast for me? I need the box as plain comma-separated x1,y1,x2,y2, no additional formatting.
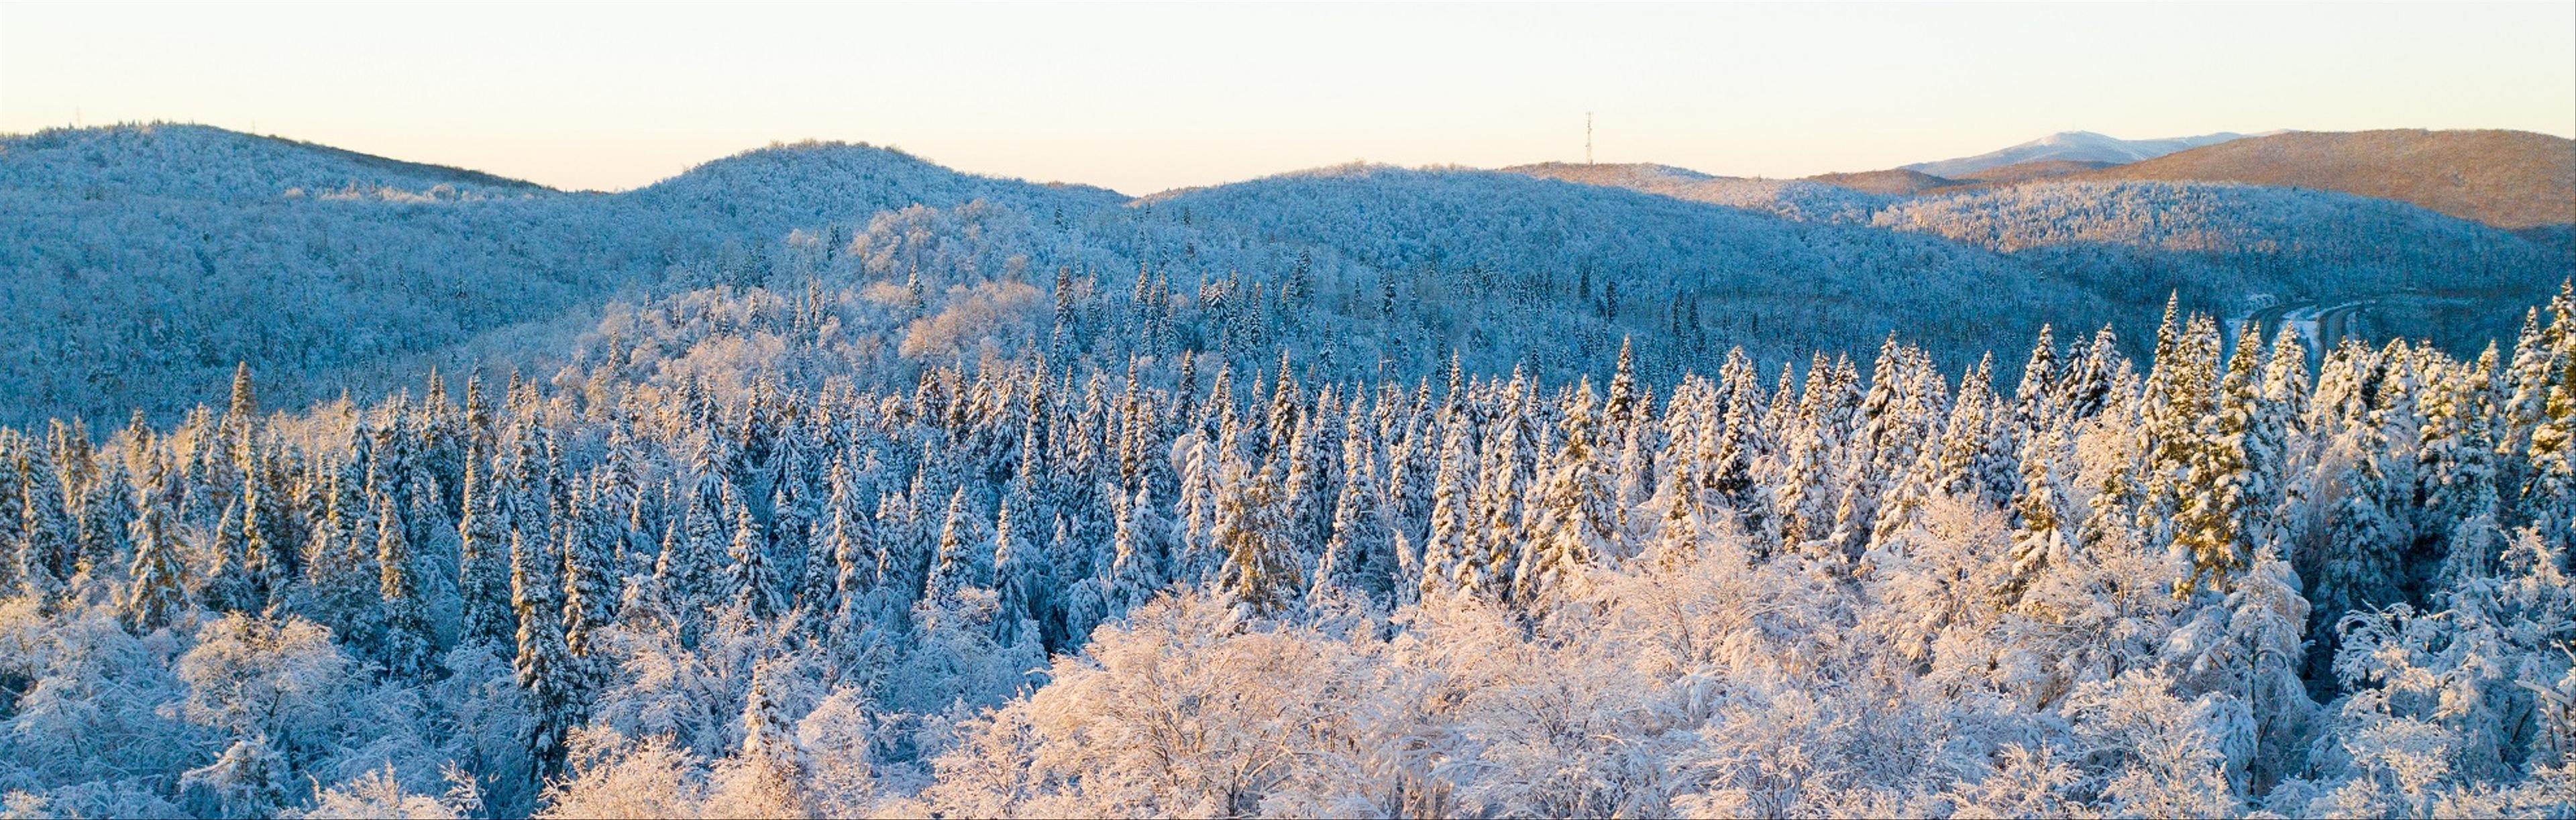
1586,112,1594,164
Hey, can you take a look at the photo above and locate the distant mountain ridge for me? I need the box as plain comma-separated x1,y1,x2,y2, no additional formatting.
1902,130,2255,178
2074,129,2576,229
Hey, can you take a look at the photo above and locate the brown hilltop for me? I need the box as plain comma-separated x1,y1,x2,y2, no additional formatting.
2074,129,2575,229
1801,168,1956,196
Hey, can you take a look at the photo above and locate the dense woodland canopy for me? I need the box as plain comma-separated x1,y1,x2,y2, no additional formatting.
1,123,2574,818
0,285,2566,817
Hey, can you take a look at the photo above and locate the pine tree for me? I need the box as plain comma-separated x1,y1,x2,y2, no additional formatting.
2251,326,2311,560
2139,311,2222,554
376,490,433,679
2526,359,2575,546
204,498,259,614
512,529,575,782
222,362,260,463
1515,385,1615,607
924,487,981,601
236,447,292,607
2171,326,2259,596
2496,307,2555,497
303,451,379,641
2307,418,2407,684
1776,354,1851,566
457,458,517,649
121,455,187,633
1106,485,1169,613
2418,345,2500,557
17,442,72,606
1605,336,1640,444
2017,324,2060,426
1418,411,1477,600
2004,423,2073,604
725,483,784,622
672,482,729,615
562,483,617,676
1318,412,1393,605
990,489,1051,647
1217,462,1300,615
802,462,862,623
74,456,136,584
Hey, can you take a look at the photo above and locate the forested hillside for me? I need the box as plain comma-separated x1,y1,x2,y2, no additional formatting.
0,125,1118,424
7,124,2567,428
3,122,2575,819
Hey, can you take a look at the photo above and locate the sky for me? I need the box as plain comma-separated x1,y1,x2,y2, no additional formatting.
3,2,2571,195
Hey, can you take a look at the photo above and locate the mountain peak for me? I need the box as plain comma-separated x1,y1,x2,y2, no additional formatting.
1904,130,2255,178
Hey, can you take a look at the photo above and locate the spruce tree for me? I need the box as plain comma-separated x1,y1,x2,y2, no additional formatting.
725,484,784,622
989,490,1049,647
2004,421,2072,604
17,443,72,606
376,491,433,679
1320,415,1393,605
1516,386,1615,607
2171,326,2260,596
1418,411,1476,600
121,456,187,633
562,483,617,676
512,529,575,781
1217,462,1299,615
925,488,979,601
457,458,517,649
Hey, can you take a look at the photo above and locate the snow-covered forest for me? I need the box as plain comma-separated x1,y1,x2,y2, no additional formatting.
0,287,2569,817
1,123,2574,817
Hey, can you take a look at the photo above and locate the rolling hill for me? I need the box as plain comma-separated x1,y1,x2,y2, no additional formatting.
1949,158,2116,185
0,124,1119,423
2074,129,2576,230
1801,168,1957,196
1902,130,2252,178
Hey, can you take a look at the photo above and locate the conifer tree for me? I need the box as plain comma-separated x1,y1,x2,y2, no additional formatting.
2418,345,2500,554
1418,411,1477,599
17,443,72,606
1218,462,1300,615
376,490,433,679
1517,386,1615,607
990,490,1050,647
802,462,861,623
457,458,517,649
205,498,259,614
735,662,811,813
562,484,617,676
726,484,784,621
925,487,979,601
2004,422,2072,603
74,457,136,583
2251,326,2310,554
2171,326,2260,596
512,529,575,781
2017,324,2060,426
1320,411,1393,605
122,455,187,633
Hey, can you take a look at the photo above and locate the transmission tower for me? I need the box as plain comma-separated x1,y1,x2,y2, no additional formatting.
1586,112,1594,164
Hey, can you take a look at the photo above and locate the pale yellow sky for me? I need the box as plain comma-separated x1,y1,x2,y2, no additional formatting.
3,1,2570,195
